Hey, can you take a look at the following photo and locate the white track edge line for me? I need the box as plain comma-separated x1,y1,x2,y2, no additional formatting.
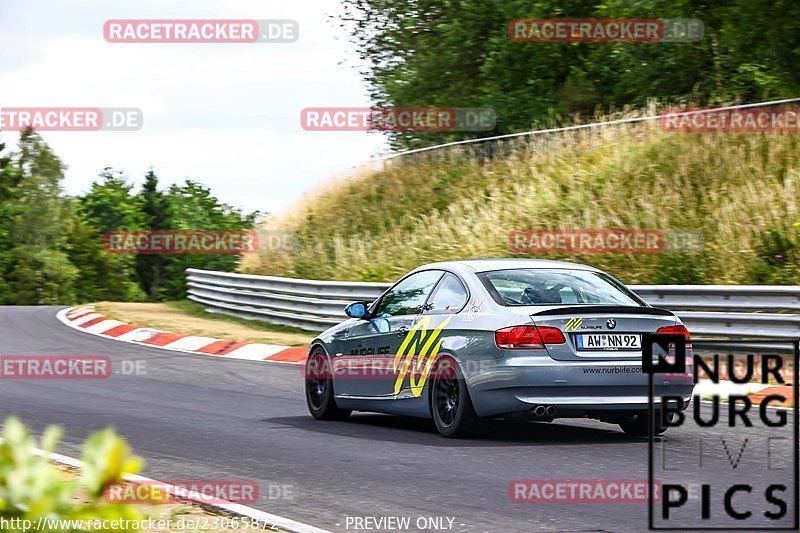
56,307,305,366
0,437,331,533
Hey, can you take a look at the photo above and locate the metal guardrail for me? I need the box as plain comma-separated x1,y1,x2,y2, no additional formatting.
378,97,800,160
186,268,800,340
186,268,388,330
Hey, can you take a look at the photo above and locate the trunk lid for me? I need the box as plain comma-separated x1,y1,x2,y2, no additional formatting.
531,305,678,361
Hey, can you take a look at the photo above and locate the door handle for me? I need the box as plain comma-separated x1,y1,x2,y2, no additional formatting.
395,326,409,337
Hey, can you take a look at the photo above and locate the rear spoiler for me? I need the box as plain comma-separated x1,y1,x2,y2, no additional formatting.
530,305,674,317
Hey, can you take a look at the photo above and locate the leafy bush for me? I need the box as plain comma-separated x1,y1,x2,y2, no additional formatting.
0,417,142,532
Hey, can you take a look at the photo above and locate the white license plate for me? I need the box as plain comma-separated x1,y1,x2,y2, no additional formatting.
576,333,641,351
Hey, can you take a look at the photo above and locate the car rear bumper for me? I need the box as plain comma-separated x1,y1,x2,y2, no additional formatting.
463,357,694,418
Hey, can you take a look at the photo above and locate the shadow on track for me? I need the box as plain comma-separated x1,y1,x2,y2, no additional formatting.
265,414,635,447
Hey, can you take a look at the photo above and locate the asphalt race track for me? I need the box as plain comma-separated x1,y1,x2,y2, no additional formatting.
1,307,796,532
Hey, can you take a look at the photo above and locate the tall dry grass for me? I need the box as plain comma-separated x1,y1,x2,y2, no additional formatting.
243,113,800,284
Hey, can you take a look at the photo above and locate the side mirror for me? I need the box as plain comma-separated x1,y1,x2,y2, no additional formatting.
345,301,368,319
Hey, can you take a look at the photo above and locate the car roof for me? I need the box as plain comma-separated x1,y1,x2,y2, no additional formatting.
416,258,601,274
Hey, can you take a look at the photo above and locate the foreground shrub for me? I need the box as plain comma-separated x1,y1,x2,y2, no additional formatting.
0,417,142,532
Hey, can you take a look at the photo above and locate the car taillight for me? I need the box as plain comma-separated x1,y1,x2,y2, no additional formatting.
656,324,691,340
655,324,692,375
538,326,566,344
495,325,565,349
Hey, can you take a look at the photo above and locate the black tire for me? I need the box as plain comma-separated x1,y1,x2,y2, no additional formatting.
430,356,485,438
305,349,351,421
619,411,672,436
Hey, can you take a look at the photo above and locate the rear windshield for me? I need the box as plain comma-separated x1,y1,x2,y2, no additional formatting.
478,269,643,307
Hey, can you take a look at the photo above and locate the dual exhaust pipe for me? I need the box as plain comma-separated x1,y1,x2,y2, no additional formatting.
532,405,557,418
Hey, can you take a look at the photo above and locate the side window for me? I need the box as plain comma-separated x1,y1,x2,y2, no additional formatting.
425,273,468,314
375,271,443,317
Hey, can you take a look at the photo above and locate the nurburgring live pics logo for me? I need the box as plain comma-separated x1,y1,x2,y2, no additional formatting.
645,337,799,530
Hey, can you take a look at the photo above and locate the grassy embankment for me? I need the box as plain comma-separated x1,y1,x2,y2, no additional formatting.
242,110,800,286
94,301,314,346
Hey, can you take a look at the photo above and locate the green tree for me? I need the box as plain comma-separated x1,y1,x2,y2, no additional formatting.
134,170,174,300
0,140,21,303
0,141,21,202
161,180,257,298
5,128,77,304
340,0,800,149
66,210,145,302
79,168,143,233
77,168,145,301
1,134,256,304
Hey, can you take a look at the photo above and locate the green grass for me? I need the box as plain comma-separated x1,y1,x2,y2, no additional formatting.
93,300,316,346
242,109,800,285
167,300,313,337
